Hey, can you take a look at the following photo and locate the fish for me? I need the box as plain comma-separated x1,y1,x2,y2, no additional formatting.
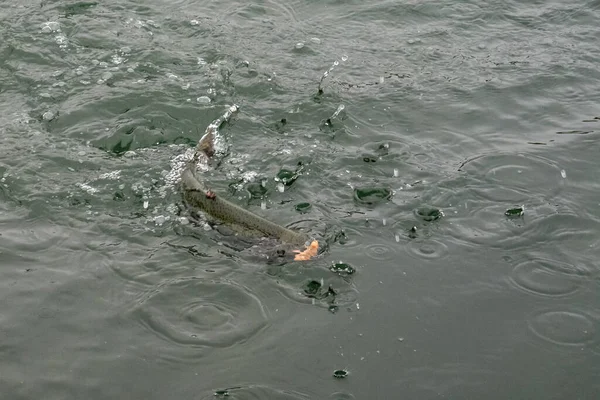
180,106,319,261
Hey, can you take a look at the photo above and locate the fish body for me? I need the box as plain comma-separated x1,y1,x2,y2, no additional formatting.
181,166,308,246
180,104,319,261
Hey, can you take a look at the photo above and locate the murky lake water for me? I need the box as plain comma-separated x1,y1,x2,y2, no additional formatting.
1,1,600,398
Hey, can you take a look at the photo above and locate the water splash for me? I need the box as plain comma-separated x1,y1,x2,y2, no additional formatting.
318,55,348,93
331,104,345,120
163,104,239,189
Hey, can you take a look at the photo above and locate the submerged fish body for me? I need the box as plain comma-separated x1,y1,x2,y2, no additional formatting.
181,167,308,247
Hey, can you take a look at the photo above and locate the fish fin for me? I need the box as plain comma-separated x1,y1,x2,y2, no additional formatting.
293,240,319,261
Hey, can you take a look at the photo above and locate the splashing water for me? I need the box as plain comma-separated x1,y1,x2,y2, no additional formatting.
318,55,348,93
331,104,345,120
163,104,239,189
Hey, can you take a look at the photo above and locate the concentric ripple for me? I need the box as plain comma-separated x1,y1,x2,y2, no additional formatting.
335,227,363,249
528,310,597,347
202,384,310,400
460,153,564,200
365,243,396,261
508,258,589,298
406,239,448,260
130,278,268,358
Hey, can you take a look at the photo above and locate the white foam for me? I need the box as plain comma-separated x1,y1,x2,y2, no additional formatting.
77,182,98,195
41,21,60,33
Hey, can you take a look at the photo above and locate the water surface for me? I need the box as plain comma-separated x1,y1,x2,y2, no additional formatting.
1,0,600,398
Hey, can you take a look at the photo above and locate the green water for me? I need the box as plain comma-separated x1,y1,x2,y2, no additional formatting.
1,1,600,398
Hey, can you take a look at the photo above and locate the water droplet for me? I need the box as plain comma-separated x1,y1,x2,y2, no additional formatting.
333,369,349,379
560,169,567,178
303,280,322,297
393,168,399,177
354,188,392,205
42,111,55,121
505,205,525,217
331,104,345,119
414,206,444,222
190,19,199,25
275,168,299,186
55,35,67,46
143,200,149,209
330,262,355,275
295,42,304,49
310,37,321,44
341,55,348,62
246,182,267,198
295,202,311,213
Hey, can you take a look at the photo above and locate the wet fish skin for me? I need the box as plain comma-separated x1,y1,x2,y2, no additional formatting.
181,166,309,247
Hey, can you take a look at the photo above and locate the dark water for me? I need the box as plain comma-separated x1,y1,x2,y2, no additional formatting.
2,0,600,398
